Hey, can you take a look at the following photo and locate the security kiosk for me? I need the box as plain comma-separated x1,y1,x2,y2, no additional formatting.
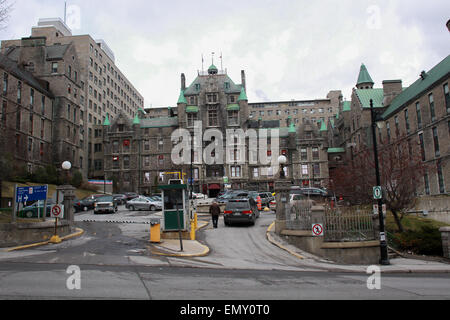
160,181,189,232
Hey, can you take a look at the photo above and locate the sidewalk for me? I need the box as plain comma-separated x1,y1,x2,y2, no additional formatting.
266,222,450,274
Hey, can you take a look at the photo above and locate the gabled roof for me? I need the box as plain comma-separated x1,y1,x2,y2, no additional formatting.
342,101,351,112
184,74,242,95
382,54,450,119
355,88,384,109
357,63,374,85
0,53,53,98
46,44,71,60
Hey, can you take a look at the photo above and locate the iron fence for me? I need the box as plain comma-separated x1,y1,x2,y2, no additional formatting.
324,207,376,242
285,202,312,230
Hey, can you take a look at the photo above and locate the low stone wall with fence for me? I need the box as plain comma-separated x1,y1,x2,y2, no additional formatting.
277,204,381,264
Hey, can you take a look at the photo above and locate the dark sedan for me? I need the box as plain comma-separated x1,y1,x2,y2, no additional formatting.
73,194,104,212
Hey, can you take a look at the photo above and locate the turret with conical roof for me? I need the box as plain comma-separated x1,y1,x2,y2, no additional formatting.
177,90,187,104
237,86,248,102
103,114,110,126
356,63,374,89
208,64,218,75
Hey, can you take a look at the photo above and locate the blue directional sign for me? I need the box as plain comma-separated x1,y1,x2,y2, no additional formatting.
16,185,48,203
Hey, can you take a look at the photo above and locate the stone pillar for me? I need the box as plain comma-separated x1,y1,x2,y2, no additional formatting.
439,227,450,258
57,185,76,225
311,205,325,225
274,180,291,234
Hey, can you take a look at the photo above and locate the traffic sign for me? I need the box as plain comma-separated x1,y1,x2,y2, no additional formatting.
51,204,64,218
373,186,382,200
312,223,324,237
16,185,48,203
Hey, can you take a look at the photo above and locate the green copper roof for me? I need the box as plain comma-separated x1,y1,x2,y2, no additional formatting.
186,106,199,113
289,121,296,133
237,87,248,101
382,54,450,119
328,148,345,153
355,88,384,109
357,64,374,85
208,64,218,72
342,101,351,112
177,90,187,104
103,114,110,126
226,104,240,111
133,114,140,125
319,120,327,132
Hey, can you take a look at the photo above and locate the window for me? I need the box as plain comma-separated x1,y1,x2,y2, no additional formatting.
1,100,7,126
16,110,20,130
418,133,425,161
17,81,22,104
301,164,309,176
429,93,435,122
444,83,450,113
253,167,259,178
386,122,391,143
41,96,45,115
404,109,410,134
312,147,319,160
416,102,422,129
28,138,32,152
158,138,164,152
67,104,71,120
313,163,320,177
158,155,164,166
432,127,440,158
301,148,307,161
51,62,58,73
231,166,241,177
207,93,218,103
227,110,239,126
437,160,445,194
208,105,218,126
123,156,130,169
3,73,8,94
394,115,399,136
144,156,150,167
187,113,197,127
113,141,119,153
423,172,430,195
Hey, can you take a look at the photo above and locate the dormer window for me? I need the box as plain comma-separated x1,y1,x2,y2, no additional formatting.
118,124,124,132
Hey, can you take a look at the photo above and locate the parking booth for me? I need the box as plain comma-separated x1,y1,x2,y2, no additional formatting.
159,182,190,233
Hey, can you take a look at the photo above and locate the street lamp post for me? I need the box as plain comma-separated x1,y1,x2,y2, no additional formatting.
370,99,390,265
278,155,287,179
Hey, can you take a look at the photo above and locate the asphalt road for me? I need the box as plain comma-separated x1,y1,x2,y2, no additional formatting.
0,205,449,300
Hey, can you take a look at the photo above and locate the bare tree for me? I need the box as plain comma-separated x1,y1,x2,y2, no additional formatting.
330,135,429,233
0,0,13,30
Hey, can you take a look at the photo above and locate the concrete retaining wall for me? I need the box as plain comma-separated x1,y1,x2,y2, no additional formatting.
440,227,450,259
0,220,72,248
280,229,381,265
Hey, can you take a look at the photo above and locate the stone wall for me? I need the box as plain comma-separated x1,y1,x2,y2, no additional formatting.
440,227,450,258
0,220,72,247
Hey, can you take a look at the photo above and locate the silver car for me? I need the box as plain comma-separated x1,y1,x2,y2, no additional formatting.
126,196,162,211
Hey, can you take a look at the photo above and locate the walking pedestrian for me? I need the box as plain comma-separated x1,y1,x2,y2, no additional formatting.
209,201,221,229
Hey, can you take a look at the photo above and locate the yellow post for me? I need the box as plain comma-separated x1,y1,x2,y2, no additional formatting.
150,221,161,243
194,212,198,230
190,220,196,240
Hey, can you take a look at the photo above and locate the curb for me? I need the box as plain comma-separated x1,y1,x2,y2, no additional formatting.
148,241,210,258
4,227,85,252
266,222,304,260
265,222,450,274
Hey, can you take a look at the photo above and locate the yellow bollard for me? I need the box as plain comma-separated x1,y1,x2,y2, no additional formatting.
150,220,161,243
194,212,198,230
190,220,196,240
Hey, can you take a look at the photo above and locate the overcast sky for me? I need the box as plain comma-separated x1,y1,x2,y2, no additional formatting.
1,0,449,107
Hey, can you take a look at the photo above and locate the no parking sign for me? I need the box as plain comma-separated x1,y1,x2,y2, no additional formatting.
51,204,64,218
312,223,324,237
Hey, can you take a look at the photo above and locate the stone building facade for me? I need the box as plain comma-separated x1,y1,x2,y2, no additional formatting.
1,18,144,179
0,53,55,173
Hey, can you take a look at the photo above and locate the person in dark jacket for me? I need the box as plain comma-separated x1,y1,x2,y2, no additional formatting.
209,201,221,228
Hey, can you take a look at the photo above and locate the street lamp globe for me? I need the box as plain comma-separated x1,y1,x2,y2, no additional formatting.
278,155,287,165
62,161,72,171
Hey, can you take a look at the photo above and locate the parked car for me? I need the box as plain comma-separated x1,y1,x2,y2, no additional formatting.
18,199,56,218
113,194,127,205
223,198,260,226
124,192,139,201
289,193,316,208
74,194,104,212
126,196,162,211
191,192,207,200
94,195,118,214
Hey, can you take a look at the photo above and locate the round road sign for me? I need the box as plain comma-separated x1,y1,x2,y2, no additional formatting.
312,223,324,237
51,205,62,218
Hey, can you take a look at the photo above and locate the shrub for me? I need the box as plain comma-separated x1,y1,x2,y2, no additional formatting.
391,225,443,256
71,171,83,188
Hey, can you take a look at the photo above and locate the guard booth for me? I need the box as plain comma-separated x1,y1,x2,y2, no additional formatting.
159,181,190,232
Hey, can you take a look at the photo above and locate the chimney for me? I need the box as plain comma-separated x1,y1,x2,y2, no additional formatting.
382,80,402,107
181,73,186,91
241,70,246,92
